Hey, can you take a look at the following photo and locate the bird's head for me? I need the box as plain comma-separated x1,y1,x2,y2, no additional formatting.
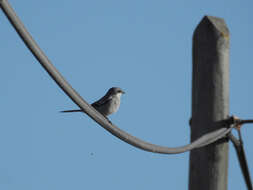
108,87,125,97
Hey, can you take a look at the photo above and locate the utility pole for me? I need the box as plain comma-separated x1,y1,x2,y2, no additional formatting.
189,16,230,190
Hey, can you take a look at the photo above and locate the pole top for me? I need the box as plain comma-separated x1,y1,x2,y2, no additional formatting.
194,15,229,40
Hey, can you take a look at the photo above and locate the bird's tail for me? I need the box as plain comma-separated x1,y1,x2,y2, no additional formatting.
60,109,83,113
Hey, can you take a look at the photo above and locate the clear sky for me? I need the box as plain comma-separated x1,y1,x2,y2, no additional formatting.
0,0,253,189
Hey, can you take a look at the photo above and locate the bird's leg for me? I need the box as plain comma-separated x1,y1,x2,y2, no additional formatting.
106,118,112,124
102,114,112,124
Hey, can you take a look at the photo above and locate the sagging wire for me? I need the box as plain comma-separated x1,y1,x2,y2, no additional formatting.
0,0,234,154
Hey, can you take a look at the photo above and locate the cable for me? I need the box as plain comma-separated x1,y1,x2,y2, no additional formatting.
0,0,235,154
228,131,253,190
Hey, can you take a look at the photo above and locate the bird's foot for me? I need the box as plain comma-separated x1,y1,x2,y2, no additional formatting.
102,115,112,124
106,117,112,124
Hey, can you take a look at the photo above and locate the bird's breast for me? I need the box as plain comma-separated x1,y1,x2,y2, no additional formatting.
109,97,120,113
96,95,121,116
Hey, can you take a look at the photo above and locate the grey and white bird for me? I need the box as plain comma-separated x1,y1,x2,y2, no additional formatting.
61,87,125,117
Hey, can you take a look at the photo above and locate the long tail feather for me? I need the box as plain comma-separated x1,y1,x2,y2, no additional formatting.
60,109,83,113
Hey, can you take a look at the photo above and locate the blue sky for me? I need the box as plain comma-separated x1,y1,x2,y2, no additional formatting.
0,0,253,189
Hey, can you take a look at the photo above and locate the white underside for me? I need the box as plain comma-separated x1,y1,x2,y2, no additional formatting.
97,92,122,116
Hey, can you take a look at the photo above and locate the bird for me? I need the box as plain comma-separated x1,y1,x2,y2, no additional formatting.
60,87,125,117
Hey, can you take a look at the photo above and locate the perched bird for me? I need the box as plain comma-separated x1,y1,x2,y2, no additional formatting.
61,87,125,117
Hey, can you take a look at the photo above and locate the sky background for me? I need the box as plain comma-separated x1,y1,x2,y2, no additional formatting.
0,0,253,189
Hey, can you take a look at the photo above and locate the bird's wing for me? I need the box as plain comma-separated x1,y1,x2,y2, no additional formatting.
91,92,112,107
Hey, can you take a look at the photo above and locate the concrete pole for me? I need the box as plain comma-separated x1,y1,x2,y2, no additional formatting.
189,16,230,190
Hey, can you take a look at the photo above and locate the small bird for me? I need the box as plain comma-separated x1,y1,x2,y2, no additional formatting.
61,87,125,117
